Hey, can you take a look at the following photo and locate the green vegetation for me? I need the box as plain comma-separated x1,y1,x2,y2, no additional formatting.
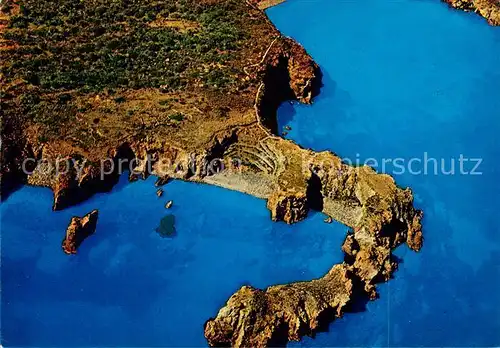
3,0,247,93
168,112,184,122
114,96,126,104
1,0,253,143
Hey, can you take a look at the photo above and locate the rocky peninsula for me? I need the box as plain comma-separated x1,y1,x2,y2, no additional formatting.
1,0,426,346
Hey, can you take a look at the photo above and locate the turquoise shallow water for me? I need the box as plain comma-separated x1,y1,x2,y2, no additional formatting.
2,0,500,346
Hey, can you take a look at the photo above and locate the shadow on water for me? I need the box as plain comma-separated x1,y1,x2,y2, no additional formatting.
306,170,324,212
277,101,297,127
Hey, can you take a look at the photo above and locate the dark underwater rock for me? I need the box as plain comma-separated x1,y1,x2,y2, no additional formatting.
156,214,176,238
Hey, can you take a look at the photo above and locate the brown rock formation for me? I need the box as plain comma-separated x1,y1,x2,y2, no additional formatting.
255,38,322,134
62,210,99,255
267,190,308,223
205,264,353,347
443,0,500,25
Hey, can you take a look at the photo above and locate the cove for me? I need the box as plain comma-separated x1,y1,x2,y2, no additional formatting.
1,175,347,347
268,0,500,346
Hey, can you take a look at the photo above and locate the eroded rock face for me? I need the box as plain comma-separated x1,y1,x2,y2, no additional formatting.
62,210,99,254
267,190,308,223
26,143,135,211
204,264,354,347
0,116,34,200
443,0,500,25
256,38,322,135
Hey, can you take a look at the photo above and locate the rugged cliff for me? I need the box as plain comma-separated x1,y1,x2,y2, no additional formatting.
205,264,354,347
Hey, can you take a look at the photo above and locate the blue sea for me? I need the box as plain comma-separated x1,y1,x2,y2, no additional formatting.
2,0,500,346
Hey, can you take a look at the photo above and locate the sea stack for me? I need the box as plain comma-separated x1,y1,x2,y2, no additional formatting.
155,176,170,187
62,210,99,254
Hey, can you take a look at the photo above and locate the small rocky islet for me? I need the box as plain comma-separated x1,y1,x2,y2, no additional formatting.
1,0,498,346
61,210,99,255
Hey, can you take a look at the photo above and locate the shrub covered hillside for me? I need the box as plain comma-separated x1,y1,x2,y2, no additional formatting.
1,0,274,147
2,0,248,91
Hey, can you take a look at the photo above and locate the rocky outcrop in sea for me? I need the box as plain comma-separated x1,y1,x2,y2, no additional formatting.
62,210,99,255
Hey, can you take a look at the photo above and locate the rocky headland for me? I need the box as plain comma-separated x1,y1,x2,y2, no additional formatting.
203,153,423,346
0,0,426,346
443,0,500,25
62,210,99,255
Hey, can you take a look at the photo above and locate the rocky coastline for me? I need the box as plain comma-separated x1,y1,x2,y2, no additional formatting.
1,1,423,346
443,0,500,25
203,147,424,346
